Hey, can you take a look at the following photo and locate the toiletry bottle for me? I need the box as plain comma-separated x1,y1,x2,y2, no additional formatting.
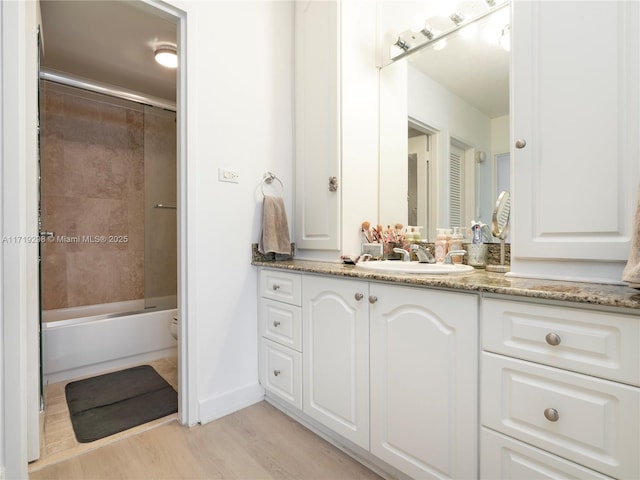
402,226,413,253
435,228,448,263
404,227,420,260
449,227,464,264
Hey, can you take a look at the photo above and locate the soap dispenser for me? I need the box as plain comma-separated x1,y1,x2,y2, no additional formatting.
449,227,464,264
435,228,449,263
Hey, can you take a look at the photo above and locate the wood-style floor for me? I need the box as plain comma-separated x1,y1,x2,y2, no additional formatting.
28,356,381,479
29,401,382,480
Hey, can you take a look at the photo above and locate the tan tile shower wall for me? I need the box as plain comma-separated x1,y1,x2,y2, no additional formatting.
40,82,145,310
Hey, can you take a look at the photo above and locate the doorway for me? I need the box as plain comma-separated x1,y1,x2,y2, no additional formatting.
30,0,185,466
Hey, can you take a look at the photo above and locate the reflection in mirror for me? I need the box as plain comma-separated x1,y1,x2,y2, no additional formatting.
379,0,510,242
486,190,511,273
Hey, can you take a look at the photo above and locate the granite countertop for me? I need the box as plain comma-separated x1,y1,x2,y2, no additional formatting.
252,257,640,312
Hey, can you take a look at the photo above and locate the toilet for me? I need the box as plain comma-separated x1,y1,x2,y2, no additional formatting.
169,316,178,340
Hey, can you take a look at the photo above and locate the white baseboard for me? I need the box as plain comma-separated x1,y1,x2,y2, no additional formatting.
198,382,265,425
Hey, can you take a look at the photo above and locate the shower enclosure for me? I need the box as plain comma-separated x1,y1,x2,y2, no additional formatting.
39,78,177,383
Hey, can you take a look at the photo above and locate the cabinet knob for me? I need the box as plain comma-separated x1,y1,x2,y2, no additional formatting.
515,138,527,149
545,332,561,346
544,408,559,422
273,320,281,327
329,176,338,192
354,293,364,301
369,295,378,304
272,284,280,291
273,369,281,377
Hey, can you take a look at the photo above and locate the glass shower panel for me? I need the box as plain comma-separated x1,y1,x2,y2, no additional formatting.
143,105,177,310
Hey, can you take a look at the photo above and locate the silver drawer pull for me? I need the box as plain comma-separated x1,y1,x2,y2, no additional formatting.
354,293,364,301
273,320,281,327
369,295,378,304
545,332,562,346
272,284,280,291
544,408,559,422
273,369,281,377
515,138,527,149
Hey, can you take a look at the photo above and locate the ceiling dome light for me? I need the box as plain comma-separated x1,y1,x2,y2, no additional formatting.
154,46,178,68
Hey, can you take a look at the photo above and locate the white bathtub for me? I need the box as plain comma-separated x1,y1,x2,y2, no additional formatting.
42,299,177,384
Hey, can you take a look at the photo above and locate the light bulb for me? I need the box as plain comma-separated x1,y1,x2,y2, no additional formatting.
154,47,178,68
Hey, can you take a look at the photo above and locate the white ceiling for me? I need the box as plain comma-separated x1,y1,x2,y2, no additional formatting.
39,0,177,102
407,19,510,119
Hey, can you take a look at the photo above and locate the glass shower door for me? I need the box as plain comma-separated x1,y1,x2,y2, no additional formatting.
143,105,177,310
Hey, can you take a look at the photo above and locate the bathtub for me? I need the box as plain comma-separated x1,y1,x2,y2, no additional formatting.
42,299,177,384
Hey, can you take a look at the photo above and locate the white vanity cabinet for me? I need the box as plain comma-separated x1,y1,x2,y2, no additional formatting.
258,268,479,478
480,297,640,479
259,269,303,409
369,284,479,479
511,1,640,283
302,275,370,449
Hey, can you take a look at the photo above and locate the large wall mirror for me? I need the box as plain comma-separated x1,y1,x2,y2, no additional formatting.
379,0,511,242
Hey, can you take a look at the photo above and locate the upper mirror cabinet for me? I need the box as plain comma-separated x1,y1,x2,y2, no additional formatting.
379,0,511,242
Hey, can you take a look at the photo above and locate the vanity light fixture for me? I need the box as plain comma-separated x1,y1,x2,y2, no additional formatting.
449,12,465,26
395,37,410,51
154,46,178,68
420,24,435,40
391,0,509,61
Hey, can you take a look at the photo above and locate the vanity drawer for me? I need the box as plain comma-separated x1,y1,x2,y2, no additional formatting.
260,269,301,306
481,352,640,479
481,427,613,480
482,298,640,386
260,339,302,409
260,298,302,352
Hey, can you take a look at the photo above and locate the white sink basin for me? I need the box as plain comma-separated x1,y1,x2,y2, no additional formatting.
355,260,474,275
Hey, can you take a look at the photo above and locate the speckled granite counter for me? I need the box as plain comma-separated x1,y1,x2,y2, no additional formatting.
252,257,640,312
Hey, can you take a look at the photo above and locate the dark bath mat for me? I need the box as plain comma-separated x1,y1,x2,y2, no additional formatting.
65,364,178,443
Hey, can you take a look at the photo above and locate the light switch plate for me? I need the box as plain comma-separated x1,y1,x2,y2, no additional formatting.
218,168,239,183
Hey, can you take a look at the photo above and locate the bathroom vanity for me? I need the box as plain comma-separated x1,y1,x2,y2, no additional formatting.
254,258,640,480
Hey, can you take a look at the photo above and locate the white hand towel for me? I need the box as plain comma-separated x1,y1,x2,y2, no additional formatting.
623,184,640,288
258,195,291,256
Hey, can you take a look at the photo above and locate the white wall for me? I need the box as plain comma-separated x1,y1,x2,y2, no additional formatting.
168,0,294,423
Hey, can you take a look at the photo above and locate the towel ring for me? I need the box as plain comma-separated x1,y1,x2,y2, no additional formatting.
262,171,284,196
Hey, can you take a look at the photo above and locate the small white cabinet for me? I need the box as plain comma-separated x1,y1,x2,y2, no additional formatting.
369,283,479,479
511,1,640,282
302,275,369,449
480,297,640,479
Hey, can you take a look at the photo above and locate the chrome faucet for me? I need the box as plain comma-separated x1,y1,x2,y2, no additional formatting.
410,244,435,263
444,250,467,265
392,247,410,262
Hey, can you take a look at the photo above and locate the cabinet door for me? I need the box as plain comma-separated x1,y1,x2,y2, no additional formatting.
370,284,478,479
294,0,340,250
511,1,640,280
302,275,369,449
